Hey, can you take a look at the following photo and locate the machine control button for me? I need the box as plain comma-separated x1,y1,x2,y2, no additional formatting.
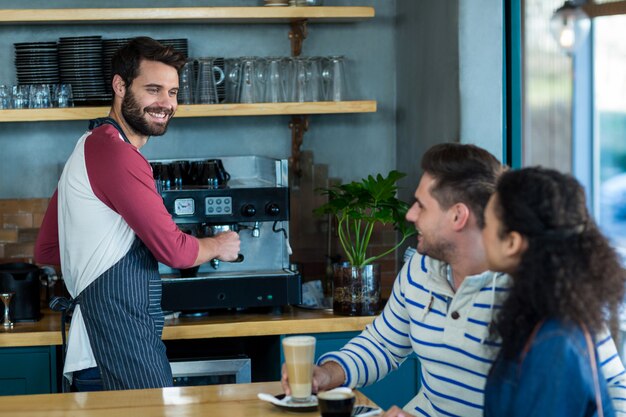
266,203,280,216
205,196,233,217
242,204,257,217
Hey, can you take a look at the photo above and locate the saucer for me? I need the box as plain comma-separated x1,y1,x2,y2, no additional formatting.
273,394,318,412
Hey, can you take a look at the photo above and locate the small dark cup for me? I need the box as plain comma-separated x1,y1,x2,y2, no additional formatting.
317,391,356,417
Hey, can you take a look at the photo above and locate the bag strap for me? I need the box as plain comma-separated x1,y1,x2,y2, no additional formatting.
519,320,603,417
581,323,603,417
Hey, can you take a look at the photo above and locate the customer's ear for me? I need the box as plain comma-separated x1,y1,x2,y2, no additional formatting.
505,231,528,258
450,203,470,231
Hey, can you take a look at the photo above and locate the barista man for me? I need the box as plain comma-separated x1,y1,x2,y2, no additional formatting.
34,37,240,391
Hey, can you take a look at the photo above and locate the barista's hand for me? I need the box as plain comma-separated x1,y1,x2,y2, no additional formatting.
281,362,345,395
382,406,417,417
213,231,240,261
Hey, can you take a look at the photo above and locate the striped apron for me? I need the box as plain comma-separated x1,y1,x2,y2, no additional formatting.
78,237,173,390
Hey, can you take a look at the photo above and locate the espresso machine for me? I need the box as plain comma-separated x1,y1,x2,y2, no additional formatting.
151,155,301,312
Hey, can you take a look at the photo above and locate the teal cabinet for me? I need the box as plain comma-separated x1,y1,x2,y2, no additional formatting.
282,331,420,410
0,347,58,395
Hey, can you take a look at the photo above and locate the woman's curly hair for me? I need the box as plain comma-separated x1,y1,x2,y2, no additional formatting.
493,167,625,360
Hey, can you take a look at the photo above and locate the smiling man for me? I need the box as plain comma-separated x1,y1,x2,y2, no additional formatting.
35,37,240,392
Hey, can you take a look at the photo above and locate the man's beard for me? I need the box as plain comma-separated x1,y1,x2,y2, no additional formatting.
121,89,173,137
417,233,454,263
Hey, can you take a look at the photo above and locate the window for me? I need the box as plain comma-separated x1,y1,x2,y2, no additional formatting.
523,0,573,172
594,15,626,259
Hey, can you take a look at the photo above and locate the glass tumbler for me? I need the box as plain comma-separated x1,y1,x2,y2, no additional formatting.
238,57,264,104
55,84,74,108
178,60,196,105
323,56,348,101
0,85,11,109
264,57,288,103
11,85,30,109
29,84,51,109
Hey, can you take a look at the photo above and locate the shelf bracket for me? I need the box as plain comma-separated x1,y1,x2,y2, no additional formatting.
289,115,309,178
289,19,308,56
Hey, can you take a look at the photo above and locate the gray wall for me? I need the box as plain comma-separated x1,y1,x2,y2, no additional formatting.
459,0,504,160
395,0,504,205
395,0,460,204
0,1,504,200
0,0,396,198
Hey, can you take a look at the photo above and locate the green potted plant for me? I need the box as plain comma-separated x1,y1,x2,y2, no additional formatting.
314,170,416,315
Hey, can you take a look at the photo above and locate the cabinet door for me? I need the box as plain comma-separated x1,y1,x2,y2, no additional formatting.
293,332,421,410
0,347,57,395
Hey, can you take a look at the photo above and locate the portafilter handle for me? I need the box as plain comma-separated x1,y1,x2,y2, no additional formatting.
210,254,244,270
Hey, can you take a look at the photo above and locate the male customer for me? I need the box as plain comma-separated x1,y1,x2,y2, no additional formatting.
281,143,626,416
35,37,240,391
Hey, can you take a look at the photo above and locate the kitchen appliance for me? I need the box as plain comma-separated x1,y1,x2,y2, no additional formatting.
0,262,42,322
170,356,251,386
152,155,301,311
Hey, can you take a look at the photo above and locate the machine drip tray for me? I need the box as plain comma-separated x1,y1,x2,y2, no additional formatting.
161,270,301,311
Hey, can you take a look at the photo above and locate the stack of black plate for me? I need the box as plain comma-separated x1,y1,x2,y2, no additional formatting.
14,42,59,85
58,36,109,105
103,38,131,95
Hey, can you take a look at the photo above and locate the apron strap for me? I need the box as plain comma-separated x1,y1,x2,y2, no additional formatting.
88,117,131,144
49,295,80,393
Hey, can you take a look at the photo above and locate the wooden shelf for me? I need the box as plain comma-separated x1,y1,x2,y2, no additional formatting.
0,7,375,25
0,101,377,123
0,307,375,347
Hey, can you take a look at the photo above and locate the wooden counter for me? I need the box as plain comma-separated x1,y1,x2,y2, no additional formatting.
0,381,378,417
0,307,375,348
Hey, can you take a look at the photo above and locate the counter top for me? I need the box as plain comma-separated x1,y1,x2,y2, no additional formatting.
0,307,375,348
0,381,377,417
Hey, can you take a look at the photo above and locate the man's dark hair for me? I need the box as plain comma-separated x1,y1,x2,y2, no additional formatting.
111,36,186,89
421,142,504,228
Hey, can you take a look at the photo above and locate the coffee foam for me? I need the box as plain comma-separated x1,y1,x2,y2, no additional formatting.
318,391,355,400
283,336,316,346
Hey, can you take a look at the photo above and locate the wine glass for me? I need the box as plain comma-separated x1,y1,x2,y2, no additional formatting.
1,292,15,328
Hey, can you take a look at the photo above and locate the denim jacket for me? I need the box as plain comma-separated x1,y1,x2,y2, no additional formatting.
484,319,615,417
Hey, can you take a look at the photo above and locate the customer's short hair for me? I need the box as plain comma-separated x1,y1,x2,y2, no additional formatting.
421,143,504,228
111,36,186,88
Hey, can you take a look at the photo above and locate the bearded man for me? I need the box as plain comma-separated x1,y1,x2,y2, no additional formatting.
35,37,240,392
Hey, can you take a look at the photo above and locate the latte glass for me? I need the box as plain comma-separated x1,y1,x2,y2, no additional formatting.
283,335,316,403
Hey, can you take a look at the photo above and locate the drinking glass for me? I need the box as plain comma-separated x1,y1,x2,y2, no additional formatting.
11,85,30,109
323,56,348,101
178,59,196,105
55,84,74,108
29,84,51,109
239,57,264,103
0,85,11,109
264,57,287,103
306,57,325,102
292,57,308,103
282,335,316,403
225,58,242,103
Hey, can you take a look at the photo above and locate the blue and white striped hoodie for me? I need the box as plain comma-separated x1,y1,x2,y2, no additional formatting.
318,254,626,416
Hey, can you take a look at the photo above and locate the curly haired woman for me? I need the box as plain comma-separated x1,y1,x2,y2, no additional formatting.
482,167,625,417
